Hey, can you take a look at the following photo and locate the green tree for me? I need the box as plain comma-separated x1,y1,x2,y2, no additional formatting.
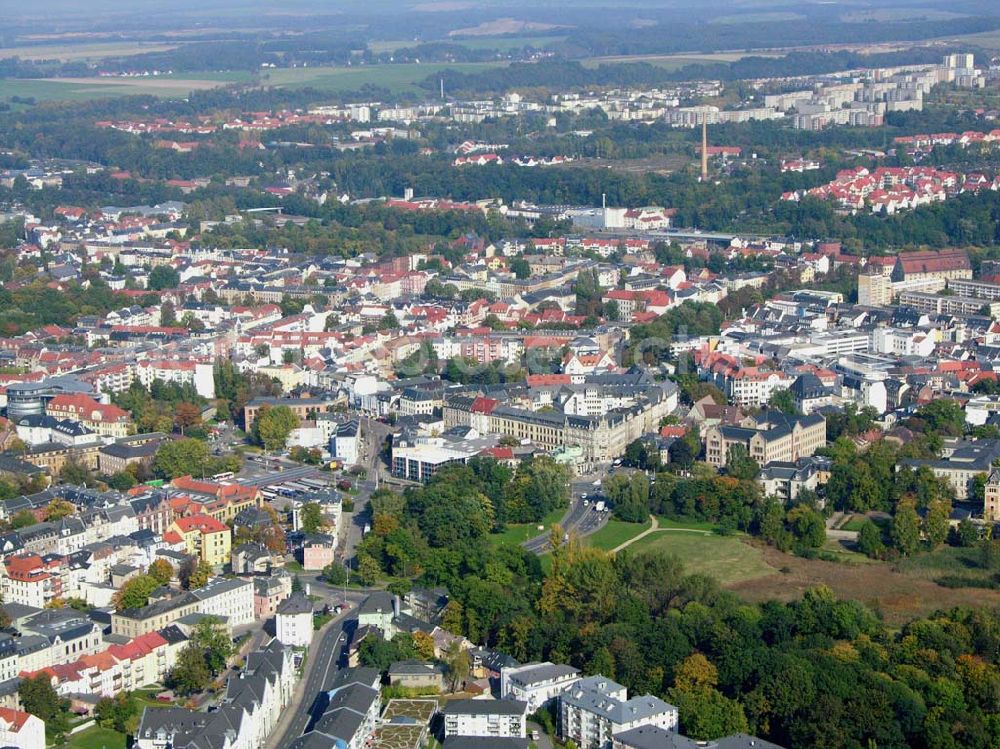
443,639,470,692
188,560,213,589
768,388,799,415
300,501,327,533
923,499,951,550
604,473,650,523
952,517,980,547
95,691,141,735
19,673,71,741
114,574,161,611
192,615,234,675
670,686,749,741
510,257,531,279
891,499,921,556
357,554,381,586
148,265,181,290
169,644,211,696
160,300,177,327
153,438,212,479
726,444,760,481
322,561,348,586
10,509,36,529
253,404,299,453
913,399,965,437
786,505,826,548
857,519,885,559
148,559,174,585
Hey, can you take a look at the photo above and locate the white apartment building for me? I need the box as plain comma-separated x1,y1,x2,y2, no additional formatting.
560,676,679,749
275,594,313,647
725,371,794,408
870,327,935,357
443,699,528,738
192,577,254,627
501,662,581,712
135,360,216,399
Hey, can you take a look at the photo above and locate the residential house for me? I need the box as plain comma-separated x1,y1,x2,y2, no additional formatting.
443,699,528,738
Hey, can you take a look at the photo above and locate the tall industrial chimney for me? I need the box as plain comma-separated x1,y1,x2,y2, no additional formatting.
701,115,709,181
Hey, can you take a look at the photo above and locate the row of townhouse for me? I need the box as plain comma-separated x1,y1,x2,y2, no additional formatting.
136,640,296,749
23,629,184,698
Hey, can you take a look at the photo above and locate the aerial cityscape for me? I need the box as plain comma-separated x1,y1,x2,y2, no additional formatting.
5,1,1000,748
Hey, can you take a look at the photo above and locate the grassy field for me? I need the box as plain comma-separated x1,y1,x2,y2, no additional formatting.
583,519,652,551
62,726,126,749
260,63,504,96
491,508,567,547
0,41,179,61
623,531,777,585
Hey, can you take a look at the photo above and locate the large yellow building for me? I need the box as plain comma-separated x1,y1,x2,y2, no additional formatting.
166,515,232,568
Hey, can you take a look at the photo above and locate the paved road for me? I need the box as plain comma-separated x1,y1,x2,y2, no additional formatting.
523,477,610,554
268,608,357,749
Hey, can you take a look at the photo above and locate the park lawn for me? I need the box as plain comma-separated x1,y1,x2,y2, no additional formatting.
584,519,652,551
260,63,504,96
655,516,718,532
62,726,126,749
491,508,567,547
622,531,776,585
839,515,868,532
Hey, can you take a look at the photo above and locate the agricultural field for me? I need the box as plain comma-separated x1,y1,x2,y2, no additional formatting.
0,72,249,102
369,36,565,53
0,41,179,62
259,63,505,97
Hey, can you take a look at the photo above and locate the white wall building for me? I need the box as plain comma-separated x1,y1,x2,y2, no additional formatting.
192,577,254,627
443,699,528,738
560,676,679,749
500,662,581,712
275,594,314,647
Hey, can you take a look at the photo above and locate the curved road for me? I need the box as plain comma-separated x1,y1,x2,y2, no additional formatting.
523,477,610,554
